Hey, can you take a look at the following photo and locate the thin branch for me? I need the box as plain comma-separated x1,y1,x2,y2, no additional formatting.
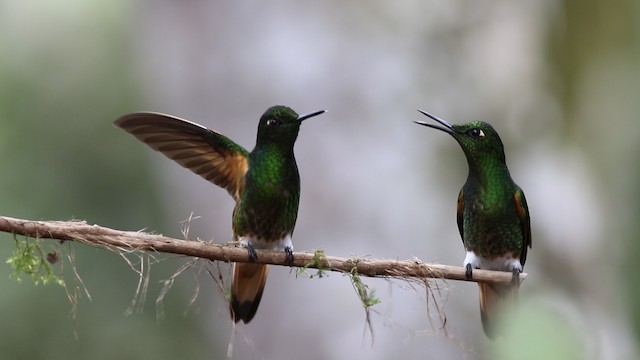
0,215,526,285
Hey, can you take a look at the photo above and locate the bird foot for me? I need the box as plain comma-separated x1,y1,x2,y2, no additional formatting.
511,268,521,287
284,246,294,265
246,243,257,262
465,263,473,280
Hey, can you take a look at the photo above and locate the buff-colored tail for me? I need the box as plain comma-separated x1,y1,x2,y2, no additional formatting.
478,282,518,339
230,263,269,323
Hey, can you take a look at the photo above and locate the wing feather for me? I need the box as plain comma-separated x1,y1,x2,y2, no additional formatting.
514,187,532,266
456,188,465,244
114,112,249,201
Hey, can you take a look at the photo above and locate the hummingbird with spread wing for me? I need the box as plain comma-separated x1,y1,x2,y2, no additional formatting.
114,105,325,323
414,110,531,338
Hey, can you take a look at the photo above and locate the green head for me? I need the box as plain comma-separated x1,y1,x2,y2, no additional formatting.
256,106,325,147
414,110,506,166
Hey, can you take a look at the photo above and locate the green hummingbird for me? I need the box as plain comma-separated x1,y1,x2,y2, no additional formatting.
414,110,531,338
114,105,325,324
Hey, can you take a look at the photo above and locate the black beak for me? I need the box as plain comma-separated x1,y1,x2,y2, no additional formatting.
298,110,326,122
414,110,455,134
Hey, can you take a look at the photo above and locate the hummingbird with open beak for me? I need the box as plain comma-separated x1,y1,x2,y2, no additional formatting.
414,110,531,338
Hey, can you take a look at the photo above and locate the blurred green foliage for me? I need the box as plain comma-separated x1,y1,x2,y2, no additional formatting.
0,2,218,359
0,1,638,359
491,300,584,360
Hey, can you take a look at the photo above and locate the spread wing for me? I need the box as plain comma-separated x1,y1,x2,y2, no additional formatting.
513,186,532,266
456,188,464,244
114,112,249,201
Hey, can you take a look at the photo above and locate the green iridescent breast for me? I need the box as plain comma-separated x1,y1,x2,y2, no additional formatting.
232,145,300,242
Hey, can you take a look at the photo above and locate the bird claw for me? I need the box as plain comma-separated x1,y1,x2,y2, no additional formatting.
465,263,473,280
284,246,294,265
246,243,257,262
511,268,521,287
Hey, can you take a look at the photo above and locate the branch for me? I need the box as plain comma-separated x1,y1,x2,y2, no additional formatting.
0,215,526,284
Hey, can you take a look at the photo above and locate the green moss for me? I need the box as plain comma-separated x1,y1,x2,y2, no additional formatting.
296,249,330,278
6,235,64,286
349,264,381,309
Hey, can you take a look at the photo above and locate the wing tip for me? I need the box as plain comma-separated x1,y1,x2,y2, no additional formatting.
113,112,207,132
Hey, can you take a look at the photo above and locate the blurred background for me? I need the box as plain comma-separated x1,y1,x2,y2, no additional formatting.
0,1,638,359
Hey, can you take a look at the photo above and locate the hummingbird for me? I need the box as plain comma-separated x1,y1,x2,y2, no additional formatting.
114,105,325,323
414,110,531,338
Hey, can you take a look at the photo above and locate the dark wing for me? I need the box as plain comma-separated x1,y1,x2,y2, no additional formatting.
114,112,250,201
513,186,531,266
456,188,464,244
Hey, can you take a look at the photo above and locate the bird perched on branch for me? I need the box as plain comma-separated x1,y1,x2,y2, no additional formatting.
114,106,325,323
414,110,531,338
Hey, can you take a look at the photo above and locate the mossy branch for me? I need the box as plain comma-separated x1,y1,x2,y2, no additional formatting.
0,215,526,285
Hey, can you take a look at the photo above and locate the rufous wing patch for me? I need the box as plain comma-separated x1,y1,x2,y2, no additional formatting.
513,192,527,221
513,187,532,265
114,112,249,201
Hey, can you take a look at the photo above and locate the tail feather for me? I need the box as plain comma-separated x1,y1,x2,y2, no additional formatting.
478,282,518,339
230,263,269,323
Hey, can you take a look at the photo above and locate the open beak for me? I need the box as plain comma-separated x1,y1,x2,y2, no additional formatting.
414,110,455,134
298,110,326,122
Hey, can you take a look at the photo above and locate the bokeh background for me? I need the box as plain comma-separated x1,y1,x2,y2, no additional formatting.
0,1,638,359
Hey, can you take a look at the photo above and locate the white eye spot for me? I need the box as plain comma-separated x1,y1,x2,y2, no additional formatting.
468,128,485,138
266,118,279,127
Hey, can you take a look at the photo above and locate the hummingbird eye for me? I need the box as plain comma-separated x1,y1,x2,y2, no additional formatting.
266,118,279,127
468,128,485,138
